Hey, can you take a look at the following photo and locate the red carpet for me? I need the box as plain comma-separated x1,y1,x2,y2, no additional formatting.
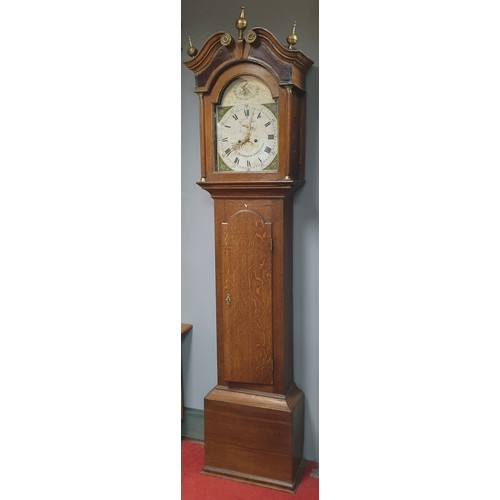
182,439,319,499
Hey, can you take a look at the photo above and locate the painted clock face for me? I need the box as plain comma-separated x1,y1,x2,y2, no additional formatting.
216,77,278,172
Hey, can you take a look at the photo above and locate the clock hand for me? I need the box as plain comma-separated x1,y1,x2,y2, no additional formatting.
247,108,256,130
237,126,251,146
238,109,255,146
233,135,249,150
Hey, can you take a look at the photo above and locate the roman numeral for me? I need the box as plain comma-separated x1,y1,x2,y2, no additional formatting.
264,146,272,154
232,113,238,120
221,137,228,142
234,157,240,165
267,134,275,140
224,148,232,155
257,111,262,118
244,109,250,117
264,121,271,127
247,160,251,167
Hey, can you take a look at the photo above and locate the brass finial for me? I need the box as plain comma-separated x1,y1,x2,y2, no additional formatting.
187,36,198,57
287,21,298,49
235,6,247,40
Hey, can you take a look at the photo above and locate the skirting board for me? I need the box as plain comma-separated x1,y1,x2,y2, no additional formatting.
181,407,204,441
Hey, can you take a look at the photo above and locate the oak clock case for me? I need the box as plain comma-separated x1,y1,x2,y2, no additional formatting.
184,10,313,493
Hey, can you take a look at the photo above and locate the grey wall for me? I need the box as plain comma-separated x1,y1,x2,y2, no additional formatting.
181,0,319,461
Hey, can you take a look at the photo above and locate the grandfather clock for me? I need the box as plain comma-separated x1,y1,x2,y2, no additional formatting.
184,8,313,492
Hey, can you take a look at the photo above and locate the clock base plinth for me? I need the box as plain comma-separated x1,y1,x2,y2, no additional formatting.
202,384,305,492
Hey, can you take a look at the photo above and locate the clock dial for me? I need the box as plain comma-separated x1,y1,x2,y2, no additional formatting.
217,102,278,172
215,76,278,173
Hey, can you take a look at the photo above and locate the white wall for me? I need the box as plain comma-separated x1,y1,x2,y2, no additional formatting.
181,0,319,461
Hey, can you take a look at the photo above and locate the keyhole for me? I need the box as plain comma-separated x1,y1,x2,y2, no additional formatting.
225,292,231,305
